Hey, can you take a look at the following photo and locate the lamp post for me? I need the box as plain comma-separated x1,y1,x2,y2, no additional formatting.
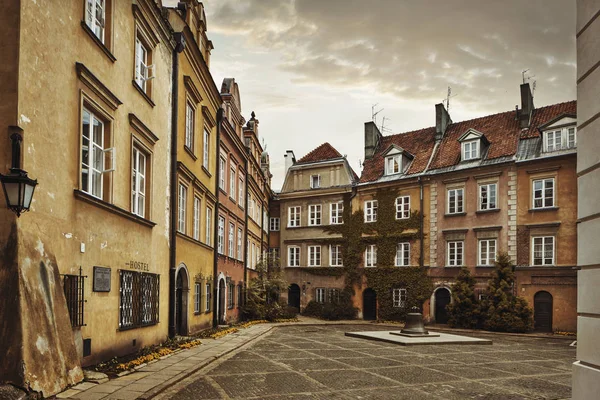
0,126,38,217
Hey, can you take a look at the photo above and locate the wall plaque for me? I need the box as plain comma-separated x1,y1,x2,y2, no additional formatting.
93,266,111,292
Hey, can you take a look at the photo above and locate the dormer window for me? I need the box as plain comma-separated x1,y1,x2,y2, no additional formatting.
462,140,479,161
544,127,576,152
310,174,321,189
458,128,486,162
381,145,413,177
385,155,402,175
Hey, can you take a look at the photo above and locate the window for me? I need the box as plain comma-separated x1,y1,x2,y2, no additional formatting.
308,246,321,266
479,239,496,266
330,245,343,266
81,108,112,199
203,129,210,169
479,183,497,210
315,288,326,303
447,241,464,266
237,284,243,308
219,157,226,191
462,140,479,160
217,216,225,254
365,245,377,267
270,217,280,231
386,155,402,175
194,283,201,313
395,196,410,219
533,178,555,208
395,243,410,266
230,166,236,199
228,223,235,258
545,127,577,152
393,288,407,308
63,271,85,327
288,206,301,227
131,147,147,217
85,0,106,43
119,270,159,329
177,184,187,233
533,236,554,266
309,205,322,226
288,246,300,267
185,102,194,151
134,36,153,93
238,176,244,205
447,188,464,214
205,283,211,312
364,200,378,223
310,175,321,189
237,228,243,260
205,207,212,245
248,195,254,221
330,201,344,224
193,197,201,240
228,283,235,309
328,288,340,304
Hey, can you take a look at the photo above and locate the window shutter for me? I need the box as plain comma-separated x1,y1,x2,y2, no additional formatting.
103,147,116,172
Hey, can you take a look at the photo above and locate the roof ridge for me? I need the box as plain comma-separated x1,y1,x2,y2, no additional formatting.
297,142,343,163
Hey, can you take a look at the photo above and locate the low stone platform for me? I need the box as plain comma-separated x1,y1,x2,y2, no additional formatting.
345,330,492,346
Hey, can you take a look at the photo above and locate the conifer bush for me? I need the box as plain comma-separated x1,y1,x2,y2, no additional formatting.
446,266,480,329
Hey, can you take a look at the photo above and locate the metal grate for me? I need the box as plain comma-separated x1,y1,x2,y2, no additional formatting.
63,267,86,327
119,270,159,330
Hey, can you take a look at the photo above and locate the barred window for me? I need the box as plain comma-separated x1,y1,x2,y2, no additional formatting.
315,288,326,303
194,282,201,313
119,270,159,330
237,284,243,308
63,269,86,327
205,283,211,312
328,288,340,304
393,288,407,308
228,283,235,309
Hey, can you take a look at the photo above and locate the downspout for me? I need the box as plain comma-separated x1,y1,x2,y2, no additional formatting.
169,33,185,338
419,176,424,267
243,156,249,303
212,108,224,327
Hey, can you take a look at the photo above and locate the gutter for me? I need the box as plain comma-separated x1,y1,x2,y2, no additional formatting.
419,176,424,267
212,108,224,327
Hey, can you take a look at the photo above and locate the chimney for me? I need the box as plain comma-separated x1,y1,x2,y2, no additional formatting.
284,150,296,176
364,121,383,160
435,103,452,141
519,83,534,128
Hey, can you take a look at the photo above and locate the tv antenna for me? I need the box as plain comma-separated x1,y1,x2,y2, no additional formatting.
372,103,384,124
381,116,393,134
522,69,535,84
443,86,458,112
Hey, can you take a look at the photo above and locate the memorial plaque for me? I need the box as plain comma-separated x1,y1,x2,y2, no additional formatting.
93,266,111,292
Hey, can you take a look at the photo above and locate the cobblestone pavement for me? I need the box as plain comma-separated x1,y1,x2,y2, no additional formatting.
157,325,575,400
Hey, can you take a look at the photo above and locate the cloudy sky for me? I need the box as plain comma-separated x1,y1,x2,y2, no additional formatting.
202,0,576,190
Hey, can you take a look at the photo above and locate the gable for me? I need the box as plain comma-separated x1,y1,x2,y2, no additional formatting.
541,115,577,130
458,128,485,142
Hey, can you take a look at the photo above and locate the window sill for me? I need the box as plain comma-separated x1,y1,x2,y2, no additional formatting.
219,188,227,197
118,322,159,332
529,207,559,213
81,22,116,62
74,190,156,228
444,212,466,217
202,166,212,177
444,265,463,268
194,311,201,316
176,231,214,251
475,265,496,268
229,196,237,203
184,146,197,161
476,208,500,214
132,81,156,107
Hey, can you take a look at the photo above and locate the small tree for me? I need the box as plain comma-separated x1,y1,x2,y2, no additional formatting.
446,266,480,329
479,252,533,333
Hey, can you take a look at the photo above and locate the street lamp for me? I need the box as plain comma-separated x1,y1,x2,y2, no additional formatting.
0,127,38,217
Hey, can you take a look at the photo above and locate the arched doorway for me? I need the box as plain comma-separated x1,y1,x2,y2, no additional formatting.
434,288,451,324
175,266,189,335
363,288,377,320
288,284,300,311
534,291,553,332
218,278,226,325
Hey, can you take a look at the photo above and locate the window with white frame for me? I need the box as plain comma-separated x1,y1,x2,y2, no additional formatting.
85,0,106,43
81,108,112,199
269,217,280,231
364,200,378,222
185,102,194,151
309,204,322,226
330,245,343,266
205,283,211,312
447,241,464,266
393,288,407,308
230,166,236,199
134,36,153,93
131,146,147,217
248,195,254,221
395,196,410,219
544,126,577,152
395,243,410,266
203,129,210,169
532,236,554,266
237,228,243,260
533,178,555,209
219,157,226,191
308,246,321,266
177,184,187,233
462,140,479,160
288,246,300,267
238,176,244,205
217,216,225,254
330,201,344,224
193,197,201,240
288,206,301,227
365,245,377,267
385,154,402,175
447,188,464,214
194,282,201,313
315,288,326,303
205,207,212,245
479,239,496,266
310,174,321,189
479,183,497,210
228,223,235,258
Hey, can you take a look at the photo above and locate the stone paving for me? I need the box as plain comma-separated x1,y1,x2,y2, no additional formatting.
157,325,575,400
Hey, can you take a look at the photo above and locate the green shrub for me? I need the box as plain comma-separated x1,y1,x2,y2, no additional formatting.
302,301,324,317
446,267,481,329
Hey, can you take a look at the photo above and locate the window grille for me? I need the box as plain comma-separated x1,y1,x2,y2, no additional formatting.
63,267,87,327
119,270,159,329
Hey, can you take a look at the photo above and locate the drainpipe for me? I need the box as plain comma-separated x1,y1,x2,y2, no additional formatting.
243,156,249,303
212,108,224,327
419,176,424,268
169,33,185,338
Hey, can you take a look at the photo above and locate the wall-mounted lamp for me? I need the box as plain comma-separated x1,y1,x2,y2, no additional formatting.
0,127,38,217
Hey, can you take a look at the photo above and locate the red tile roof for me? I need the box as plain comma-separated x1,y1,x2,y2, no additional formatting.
297,142,343,163
360,100,576,183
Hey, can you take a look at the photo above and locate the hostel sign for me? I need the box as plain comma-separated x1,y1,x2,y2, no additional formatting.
126,261,150,271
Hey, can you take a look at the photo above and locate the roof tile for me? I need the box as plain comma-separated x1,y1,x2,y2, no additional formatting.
297,142,343,163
